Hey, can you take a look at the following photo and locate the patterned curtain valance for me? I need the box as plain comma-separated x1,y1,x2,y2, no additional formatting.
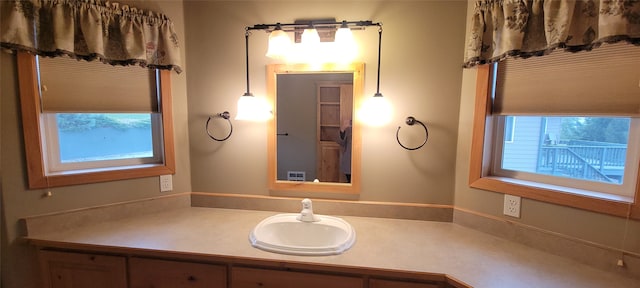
463,0,640,68
0,0,182,73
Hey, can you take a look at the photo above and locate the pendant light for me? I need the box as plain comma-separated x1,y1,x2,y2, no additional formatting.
236,29,271,121
358,25,392,126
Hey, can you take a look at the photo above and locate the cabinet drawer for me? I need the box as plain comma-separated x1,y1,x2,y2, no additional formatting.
40,250,127,288
370,279,442,288
232,267,363,288
129,257,226,288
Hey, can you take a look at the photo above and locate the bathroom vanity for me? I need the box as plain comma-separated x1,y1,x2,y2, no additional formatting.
38,249,453,288
31,208,463,288
24,195,639,288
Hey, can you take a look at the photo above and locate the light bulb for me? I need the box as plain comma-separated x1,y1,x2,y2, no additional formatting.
301,28,320,45
357,93,392,126
334,26,357,63
266,29,291,59
335,26,354,44
236,93,272,121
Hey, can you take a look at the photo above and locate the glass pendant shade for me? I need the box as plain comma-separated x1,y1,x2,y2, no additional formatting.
236,93,272,121
358,93,392,126
266,29,291,59
334,26,357,62
299,28,321,62
335,26,354,45
301,28,320,45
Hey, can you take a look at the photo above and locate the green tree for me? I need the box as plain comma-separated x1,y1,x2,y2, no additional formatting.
57,114,151,132
561,117,629,144
560,117,583,140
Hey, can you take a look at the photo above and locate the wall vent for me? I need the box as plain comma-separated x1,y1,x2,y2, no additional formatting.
287,171,306,181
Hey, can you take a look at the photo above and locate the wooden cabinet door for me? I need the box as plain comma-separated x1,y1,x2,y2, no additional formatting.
129,257,226,288
317,83,353,183
39,250,127,288
340,84,353,125
369,279,443,288
318,142,341,182
231,267,363,288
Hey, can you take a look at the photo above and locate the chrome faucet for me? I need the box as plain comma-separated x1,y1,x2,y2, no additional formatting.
296,198,319,222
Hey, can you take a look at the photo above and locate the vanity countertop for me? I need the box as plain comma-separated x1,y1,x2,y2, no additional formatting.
25,207,638,288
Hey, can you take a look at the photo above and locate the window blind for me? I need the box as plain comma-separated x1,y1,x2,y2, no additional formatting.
494,42,640,116
38,56,158,113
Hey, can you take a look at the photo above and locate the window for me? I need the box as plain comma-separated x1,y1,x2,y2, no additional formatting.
43,113,162,172
494,116,639,198
469,43,640,219
17,52,175,188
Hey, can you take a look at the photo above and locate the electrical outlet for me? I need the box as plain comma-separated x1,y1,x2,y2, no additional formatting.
160,175,173,192
503,194,521,218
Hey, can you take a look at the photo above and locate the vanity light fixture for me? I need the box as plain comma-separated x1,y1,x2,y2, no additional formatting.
236,28,272,122
241,20,383,122
248,20,379,62
358,24,392,126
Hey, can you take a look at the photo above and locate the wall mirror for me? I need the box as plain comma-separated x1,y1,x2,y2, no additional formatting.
267,63,363,194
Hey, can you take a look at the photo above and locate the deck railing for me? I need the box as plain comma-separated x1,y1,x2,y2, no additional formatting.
538,145,626,183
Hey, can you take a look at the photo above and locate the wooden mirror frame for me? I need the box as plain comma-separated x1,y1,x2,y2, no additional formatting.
267,63,363,194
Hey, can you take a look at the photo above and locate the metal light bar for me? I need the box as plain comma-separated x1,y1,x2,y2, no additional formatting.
247,20,381,32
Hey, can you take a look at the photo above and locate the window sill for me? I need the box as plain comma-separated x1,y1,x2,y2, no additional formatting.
470,176,636,219
483,176,633,203
47,163,166,176
34,164,174,188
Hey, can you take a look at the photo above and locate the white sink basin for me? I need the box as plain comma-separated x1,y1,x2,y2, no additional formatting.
249,213,356,256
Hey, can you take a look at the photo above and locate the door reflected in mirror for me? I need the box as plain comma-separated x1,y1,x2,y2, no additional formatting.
267,63,362,194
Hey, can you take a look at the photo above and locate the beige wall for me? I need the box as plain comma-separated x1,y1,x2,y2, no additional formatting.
4,1,637,287
0,1,191,287
185,1,467,204
454,1,640,254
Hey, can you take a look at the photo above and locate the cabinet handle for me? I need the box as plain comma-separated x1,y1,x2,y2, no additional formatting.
188,275,197,282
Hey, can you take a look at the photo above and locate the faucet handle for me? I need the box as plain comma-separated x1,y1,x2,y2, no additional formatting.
301,198,312,209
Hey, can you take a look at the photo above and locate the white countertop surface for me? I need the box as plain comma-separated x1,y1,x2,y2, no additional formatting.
26,207,639,288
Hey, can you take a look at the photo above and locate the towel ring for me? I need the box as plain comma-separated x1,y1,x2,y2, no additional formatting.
206,111,233,141
396,116,429,150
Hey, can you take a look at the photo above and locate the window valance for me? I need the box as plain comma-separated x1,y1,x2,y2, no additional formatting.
463,0,640,68
1,0,182,73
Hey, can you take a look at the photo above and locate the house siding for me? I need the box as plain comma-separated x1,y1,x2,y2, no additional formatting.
502,116,542,172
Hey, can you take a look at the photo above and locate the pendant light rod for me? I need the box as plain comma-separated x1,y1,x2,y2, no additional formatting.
247,20,381,32
375,25,383,96
244,28,252,96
